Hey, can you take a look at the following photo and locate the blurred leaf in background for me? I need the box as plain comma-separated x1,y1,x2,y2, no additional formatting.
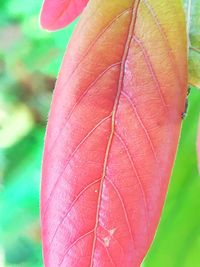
0,1,199,267
0,0,76,266
144,88,200,267
184,0,200,89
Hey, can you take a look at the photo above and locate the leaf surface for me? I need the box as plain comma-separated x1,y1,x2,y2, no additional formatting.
41,0,187,266
185,0,200,89
40,0,89,30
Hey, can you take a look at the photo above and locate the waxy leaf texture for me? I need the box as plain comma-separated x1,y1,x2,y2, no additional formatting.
41,0,187,266
40,0,89,30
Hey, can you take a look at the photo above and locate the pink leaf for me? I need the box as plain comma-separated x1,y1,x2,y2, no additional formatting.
40,0,89,30
41,0,187,266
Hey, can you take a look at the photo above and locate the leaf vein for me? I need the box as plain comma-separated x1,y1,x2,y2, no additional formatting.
48,178,101,252
97,237,116,267
114,131,149,239
106,176,135,247
121,90,158,162
89,1,141,265
132,35,168,110
59,229,94,266
142,0,183,89
43,115,111,216
48,62,121,153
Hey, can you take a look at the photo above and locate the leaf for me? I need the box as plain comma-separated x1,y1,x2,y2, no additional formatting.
185,0,200,89
40,0,89,31
0,104,34,148
41,0,187,266
0,127,44,266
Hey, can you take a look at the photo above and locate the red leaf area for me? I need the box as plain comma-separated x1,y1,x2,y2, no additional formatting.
41,0,187,266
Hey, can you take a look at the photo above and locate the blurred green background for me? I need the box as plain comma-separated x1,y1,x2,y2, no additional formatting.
0,1,199,266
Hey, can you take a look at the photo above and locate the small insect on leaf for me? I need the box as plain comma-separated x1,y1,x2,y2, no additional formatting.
181,98,189,119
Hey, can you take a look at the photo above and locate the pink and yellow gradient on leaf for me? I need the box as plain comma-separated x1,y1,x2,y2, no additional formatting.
40,0,191,266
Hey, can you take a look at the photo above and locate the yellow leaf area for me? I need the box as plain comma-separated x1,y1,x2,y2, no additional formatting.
0,103,34,148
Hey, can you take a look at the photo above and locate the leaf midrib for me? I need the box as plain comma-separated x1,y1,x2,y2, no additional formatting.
89,0,141,266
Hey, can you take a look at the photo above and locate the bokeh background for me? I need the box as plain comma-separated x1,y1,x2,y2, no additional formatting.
0,1,199,266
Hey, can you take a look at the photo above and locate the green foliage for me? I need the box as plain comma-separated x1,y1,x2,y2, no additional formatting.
0,1,199,267
144,88,200,267
184,0,200,88
1,0,77,78
0,0,77,265
0,128,44,266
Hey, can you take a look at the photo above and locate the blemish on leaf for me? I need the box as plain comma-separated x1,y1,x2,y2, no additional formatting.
103,228,117,247
103,237,111,247
109,228,116,236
